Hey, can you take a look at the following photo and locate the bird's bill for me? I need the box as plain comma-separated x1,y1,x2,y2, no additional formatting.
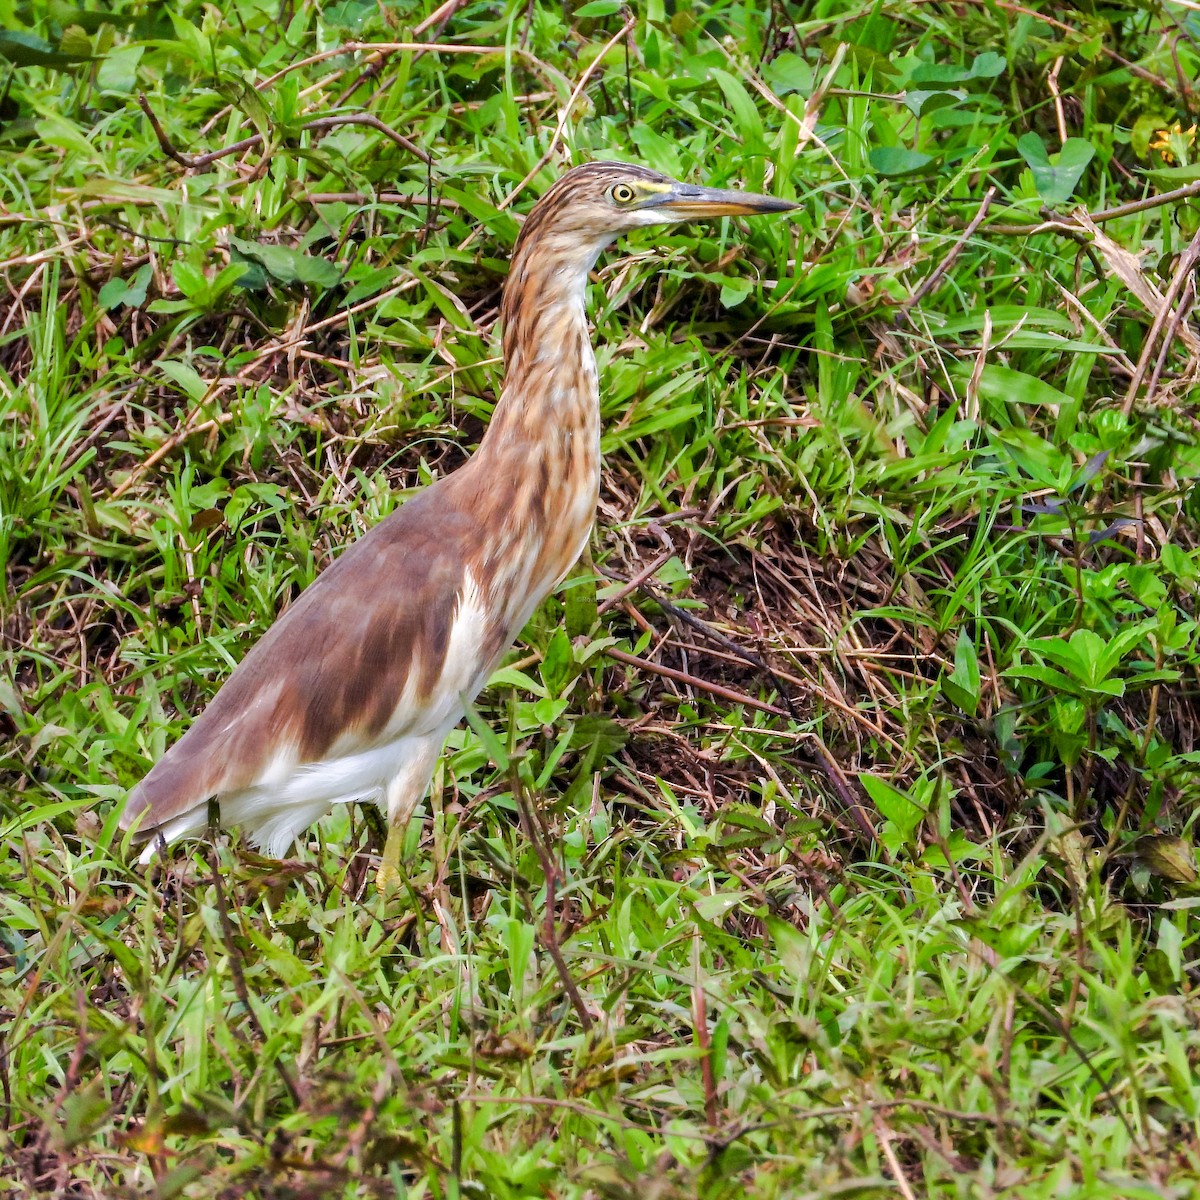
650,182,796,218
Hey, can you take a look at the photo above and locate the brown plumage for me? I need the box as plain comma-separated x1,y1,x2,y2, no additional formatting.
122,160,794,860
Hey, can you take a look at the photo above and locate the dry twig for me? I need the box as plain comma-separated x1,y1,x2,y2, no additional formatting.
138,96,432,169
1121,224,1200,414
510,767,594,1035
903,187,996,312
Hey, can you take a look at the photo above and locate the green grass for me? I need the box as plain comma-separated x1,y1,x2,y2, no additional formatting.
3,0,1200,1196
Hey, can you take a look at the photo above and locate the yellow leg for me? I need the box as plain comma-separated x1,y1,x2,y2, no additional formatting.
376,816,407,895
376,741,441,895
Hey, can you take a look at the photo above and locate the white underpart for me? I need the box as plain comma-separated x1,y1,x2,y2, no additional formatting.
140,571,494,862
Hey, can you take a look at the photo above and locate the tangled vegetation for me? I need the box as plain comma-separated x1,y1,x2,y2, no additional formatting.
2,0,1200,1196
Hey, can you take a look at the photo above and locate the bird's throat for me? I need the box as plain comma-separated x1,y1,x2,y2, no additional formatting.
484,237,601,481
469,241,603,630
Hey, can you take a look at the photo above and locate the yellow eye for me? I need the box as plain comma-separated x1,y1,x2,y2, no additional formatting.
610,183,636,205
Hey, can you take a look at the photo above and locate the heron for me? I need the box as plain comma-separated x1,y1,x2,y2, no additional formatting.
121,161,794,871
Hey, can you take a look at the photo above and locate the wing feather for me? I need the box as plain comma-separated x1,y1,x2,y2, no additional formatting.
122,480,480,834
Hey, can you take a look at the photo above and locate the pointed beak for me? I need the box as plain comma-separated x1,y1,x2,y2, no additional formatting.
649,182,797,218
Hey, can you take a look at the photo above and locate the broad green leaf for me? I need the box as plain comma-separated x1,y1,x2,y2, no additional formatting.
487,668,544,695
1137,836,1198,885
943,630,981,717
1142,163,1200,183
968,363,1073,409
967,51,1006,78
228,237,342,289
908,52,1005,86
931,108,1002,129
693,891,752,922
710,68,763,142
568,714,626,758
1004,663,1078,694
766,915,811,982
169,11,211,66
98,278,131,310
98,264,152,311
869,147,935,176
718,278,752,307
531,697,568,725
763,53,813,96
905,89,964,117
216,78,271,137
96,43,144,93
171,260,209,300
1095,621,1155,680
1161,544,1197,579
540,627,573,694
1017,133,1095,204
157,359,209,402
908,62,971,85
321,0,376,30
0,28,93,67
859,774,925,839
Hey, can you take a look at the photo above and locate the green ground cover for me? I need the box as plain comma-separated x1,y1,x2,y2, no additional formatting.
3,0,1200,1195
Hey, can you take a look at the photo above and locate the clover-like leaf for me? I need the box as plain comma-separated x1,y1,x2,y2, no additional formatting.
1017,133,1095,204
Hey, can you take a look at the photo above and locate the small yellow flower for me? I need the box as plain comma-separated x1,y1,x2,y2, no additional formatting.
1148,130,1173,161
1148,122,1197,164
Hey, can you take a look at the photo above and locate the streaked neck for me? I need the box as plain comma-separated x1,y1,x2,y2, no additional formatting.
481,228,608,450
466,225,607,626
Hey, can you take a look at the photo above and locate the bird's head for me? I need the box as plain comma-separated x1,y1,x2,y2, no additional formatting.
512,160,795,267
500,160,795,356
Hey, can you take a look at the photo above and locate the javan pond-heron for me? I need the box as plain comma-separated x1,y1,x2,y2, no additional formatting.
121,161,795,868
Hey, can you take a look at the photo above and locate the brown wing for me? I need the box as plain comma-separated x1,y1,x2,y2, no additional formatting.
122,477,481,832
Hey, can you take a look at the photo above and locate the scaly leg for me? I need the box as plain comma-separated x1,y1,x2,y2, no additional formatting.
377,816,407,896
377,737,441,895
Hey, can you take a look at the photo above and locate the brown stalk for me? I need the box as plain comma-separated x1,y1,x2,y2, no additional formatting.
303,191,460,209
1092,177,1200,222
953,180,1200,239
1144,272,1199,404
691,932,719,1127
874,1111,919,1200
903,186,995,311
138,95,432,169
605,647,789,718
806,736,878,845
1048,58,1068,144
1121,224,1200,415
509,767,594,1035
413,0,470,39
596,550,674,614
